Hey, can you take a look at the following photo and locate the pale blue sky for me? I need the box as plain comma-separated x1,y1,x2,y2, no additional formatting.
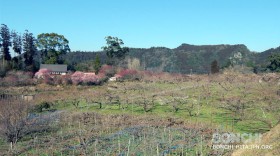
0,0,280,52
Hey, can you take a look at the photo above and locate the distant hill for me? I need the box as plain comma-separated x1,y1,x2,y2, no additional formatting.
128,44,253,73
65,44,280,73
254,46,280,65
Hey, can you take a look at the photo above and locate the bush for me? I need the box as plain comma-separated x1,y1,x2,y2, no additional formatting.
33,101,51,113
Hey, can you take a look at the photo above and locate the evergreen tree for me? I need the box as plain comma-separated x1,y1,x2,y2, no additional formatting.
102,36,129,65
0,24,12,61
11,31,23,70
267,53,280,72
211,60,219,74
22,30,37,71
94,54,101,74
11,31,22,55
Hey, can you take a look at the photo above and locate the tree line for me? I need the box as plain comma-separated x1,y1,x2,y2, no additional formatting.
2,23,280,77
0,24,37,74
0,24,71,75
0,24,129,77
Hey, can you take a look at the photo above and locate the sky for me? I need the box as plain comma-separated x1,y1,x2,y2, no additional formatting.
0,0,280,52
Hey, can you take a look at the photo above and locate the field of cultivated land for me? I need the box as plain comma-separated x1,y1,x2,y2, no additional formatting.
0,72,280,155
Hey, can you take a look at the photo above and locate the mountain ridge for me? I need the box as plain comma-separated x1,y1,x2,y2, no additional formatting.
66,43,280,74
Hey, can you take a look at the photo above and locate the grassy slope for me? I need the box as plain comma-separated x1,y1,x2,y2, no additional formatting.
232,124,280,156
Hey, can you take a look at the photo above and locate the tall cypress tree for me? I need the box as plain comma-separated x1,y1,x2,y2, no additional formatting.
11,31,23,69
22,30,37,71
0,24,12,61
211,60,220,74
11,31,22,56
94,54,101,74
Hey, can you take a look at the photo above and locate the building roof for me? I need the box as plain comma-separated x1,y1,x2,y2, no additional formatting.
40,64,67,72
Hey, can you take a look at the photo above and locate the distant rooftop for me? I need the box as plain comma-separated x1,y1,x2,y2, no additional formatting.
40,64,67,72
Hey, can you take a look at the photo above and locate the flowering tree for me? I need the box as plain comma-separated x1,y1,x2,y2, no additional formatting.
99,65,115,77
61,75,72,85
71,71,84,85
34,68,53,84
71,72,100,85
116,69,140,80
82,73,99,85
34,68,51,79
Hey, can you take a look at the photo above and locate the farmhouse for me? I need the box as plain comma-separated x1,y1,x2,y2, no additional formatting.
40,64,68,75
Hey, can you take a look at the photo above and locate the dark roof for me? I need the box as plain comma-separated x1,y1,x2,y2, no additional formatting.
40,64,67,72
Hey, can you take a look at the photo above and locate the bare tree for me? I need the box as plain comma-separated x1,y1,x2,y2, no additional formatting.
0,98,29,145
220,97,252,122
165,94,187,113
135,92,156,112
105,89,121,109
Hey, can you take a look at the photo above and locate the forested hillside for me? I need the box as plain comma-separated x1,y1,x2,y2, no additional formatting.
66,44,280,74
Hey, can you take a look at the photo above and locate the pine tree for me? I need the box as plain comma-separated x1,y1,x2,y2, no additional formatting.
102,36,129,65
0,24,12,61
22,30,37,71
11,31,22,55
211,60,219,74
94,54,101,74
11,31,23,70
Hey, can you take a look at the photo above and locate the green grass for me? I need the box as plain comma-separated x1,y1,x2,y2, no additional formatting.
51,92,276,134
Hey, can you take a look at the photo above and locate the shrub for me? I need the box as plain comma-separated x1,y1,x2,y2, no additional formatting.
33,101,51,112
